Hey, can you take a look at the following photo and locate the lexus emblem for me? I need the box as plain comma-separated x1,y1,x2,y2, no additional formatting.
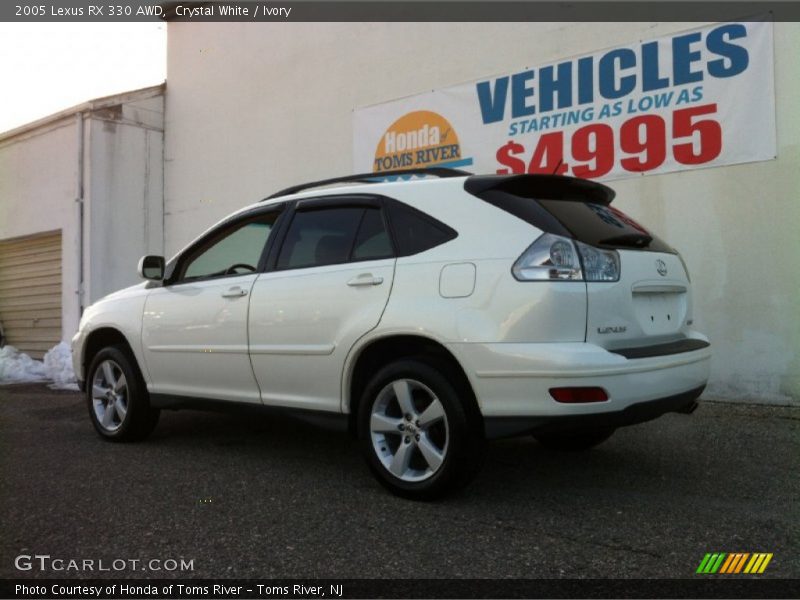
656,259,668,276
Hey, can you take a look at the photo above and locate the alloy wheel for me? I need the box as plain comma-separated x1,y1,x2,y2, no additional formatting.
91,360,128,432
369,378,449,482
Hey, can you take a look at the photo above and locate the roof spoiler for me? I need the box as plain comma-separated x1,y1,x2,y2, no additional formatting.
464,174,615,205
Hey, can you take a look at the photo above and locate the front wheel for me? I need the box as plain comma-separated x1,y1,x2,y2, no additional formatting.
87,345,160,442
533,427,615,451
358,359,485,500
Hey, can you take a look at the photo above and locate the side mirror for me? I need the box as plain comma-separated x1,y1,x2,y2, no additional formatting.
138,255,165,281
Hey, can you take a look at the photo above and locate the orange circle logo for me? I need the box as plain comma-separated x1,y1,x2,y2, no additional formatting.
372,111,472,174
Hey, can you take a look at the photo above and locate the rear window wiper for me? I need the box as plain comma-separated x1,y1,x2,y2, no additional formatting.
598,233,653,248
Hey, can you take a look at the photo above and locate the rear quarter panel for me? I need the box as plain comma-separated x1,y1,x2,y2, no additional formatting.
379,182,588,344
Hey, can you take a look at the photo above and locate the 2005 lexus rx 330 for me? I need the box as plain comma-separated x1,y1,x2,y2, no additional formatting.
72,169,710,499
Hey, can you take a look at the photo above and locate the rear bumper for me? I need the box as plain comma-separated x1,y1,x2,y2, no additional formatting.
484,384,704,439
446,335,711,438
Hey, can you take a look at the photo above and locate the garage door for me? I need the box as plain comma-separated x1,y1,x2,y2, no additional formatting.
0,231,62,359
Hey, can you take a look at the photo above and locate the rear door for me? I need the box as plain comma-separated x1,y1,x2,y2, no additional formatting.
248,198,395,412
536,200,694,352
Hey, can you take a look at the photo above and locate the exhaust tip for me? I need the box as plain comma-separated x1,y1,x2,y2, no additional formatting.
678,401,699,415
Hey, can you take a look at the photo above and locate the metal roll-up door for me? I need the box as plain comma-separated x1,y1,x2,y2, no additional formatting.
0,231,62,359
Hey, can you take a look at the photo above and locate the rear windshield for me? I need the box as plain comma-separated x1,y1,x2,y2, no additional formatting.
473,189,675,254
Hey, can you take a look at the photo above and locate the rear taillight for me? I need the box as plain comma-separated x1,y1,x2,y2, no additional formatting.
575,240,620,282
549,387,609,403
512,233,620,282
511,233,582,281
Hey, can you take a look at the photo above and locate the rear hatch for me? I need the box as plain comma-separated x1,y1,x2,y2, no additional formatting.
465,175,697,354
536,199,693,352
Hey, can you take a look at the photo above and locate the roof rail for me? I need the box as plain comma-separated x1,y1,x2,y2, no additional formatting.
264,167,472,200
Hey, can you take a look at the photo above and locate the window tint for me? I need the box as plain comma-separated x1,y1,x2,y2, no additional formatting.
536,200,674,253
276,206,395,270
475,189,572,238
179,213,278,282
387,202,457,256
470,186,673,253
277,207,363,270
352,208,393,260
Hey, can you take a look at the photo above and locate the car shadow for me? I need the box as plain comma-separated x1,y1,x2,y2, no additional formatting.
146,405,703,505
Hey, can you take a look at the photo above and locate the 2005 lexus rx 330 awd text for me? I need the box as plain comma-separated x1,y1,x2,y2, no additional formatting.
72,169,710,499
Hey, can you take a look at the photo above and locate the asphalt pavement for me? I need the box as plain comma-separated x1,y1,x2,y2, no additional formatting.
0,383,797,580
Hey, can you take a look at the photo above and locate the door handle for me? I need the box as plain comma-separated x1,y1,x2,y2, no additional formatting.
347,274,384,287
221,286,248,298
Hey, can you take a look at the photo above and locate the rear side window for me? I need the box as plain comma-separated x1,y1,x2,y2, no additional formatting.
276,206,393,270
387,202,457,256
471,186,674,253
352,208,393,260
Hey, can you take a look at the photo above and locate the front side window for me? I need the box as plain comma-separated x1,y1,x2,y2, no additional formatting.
178,212,279,282
276,206,393,270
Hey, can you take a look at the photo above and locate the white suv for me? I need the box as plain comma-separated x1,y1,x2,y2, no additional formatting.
72,169,710,499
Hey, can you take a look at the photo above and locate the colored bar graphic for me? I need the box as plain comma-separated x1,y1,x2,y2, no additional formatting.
697,553,727,574
699,552,773,575
744,554,760,574
720,554,736,573
696,553,713,574
758,553,773,573
734,553,750,573
720,553,737,574
710,553,726,573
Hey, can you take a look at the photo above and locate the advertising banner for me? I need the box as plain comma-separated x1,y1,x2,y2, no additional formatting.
353,20,776,181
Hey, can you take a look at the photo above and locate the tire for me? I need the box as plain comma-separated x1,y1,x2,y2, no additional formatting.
357,359,485,500
86,345,160,442
533,427,615,451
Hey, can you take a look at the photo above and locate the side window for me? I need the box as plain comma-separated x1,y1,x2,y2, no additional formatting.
352,208,393,261
178,212,279,282
387,202,457,256
276,206,393,270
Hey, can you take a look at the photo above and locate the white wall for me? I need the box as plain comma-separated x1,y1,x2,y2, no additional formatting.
85,96,164,302
165,22,799,404
0,88,165,343
0,118,82,338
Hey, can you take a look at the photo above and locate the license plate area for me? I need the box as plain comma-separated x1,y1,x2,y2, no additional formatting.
632,292,686,335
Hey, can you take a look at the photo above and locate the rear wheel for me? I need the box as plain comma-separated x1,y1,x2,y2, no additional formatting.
358,359,484,500
86,345,159,442
533,427,615,451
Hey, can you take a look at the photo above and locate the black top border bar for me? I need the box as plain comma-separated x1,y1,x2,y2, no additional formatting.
2,1,799,22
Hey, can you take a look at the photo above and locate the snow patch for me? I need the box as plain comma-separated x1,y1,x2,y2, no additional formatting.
43,342,77,386
0,342,77,387
0,345,47,383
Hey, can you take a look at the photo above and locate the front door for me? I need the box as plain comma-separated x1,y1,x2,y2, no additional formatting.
142,209,282,403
